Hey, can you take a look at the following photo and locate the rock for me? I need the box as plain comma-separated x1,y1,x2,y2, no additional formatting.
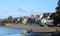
21,30,28,34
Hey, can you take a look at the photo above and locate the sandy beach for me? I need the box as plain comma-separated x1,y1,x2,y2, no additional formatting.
1,23,57,32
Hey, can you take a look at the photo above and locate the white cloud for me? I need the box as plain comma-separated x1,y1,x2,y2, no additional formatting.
18,7,40,14
18,7,30,12
2,8,11,12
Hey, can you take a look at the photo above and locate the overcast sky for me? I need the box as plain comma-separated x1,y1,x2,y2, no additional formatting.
0,0,58,19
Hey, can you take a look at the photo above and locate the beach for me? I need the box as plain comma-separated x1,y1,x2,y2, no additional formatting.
2,23,58,32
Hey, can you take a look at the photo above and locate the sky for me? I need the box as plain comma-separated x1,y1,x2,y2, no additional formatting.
0,0,58,19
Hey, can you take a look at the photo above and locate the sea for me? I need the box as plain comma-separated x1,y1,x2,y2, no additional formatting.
0,27,60,36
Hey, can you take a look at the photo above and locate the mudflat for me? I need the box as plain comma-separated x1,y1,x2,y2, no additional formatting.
2,23,60,32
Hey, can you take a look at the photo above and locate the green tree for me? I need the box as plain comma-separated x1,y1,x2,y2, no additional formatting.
3,18,8,23
43,13,50,18
50,0,60,26
8,16,13,23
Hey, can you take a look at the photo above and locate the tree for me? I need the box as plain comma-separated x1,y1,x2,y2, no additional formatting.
3,18,9,23
43,13,50,18
7,16,13,23
50,0,60,26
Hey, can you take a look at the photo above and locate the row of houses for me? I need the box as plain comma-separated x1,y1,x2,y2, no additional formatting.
10,15,54,25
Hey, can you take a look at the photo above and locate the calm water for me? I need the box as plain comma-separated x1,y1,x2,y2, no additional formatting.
0,27,26,36
0,27,60,36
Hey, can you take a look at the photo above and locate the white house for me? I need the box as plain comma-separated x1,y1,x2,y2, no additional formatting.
41,18,47,24
22,17,28,24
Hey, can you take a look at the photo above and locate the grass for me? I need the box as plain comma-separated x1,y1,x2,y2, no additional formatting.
17,24,60,30
53,27,60,32
6,23,60,32
19,24,40,27
48,27,60,32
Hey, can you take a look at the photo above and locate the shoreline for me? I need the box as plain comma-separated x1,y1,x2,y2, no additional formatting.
0,23,57,32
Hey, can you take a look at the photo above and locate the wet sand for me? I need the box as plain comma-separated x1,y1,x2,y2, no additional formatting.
1,23,57,32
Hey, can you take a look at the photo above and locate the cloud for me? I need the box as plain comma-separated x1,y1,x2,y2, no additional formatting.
18,7,30,12
18,7,40,14
2,8,11,12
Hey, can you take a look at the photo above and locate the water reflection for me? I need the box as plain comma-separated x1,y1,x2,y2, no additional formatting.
0,27,60,36
26,32,60,36
0,27,24,36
